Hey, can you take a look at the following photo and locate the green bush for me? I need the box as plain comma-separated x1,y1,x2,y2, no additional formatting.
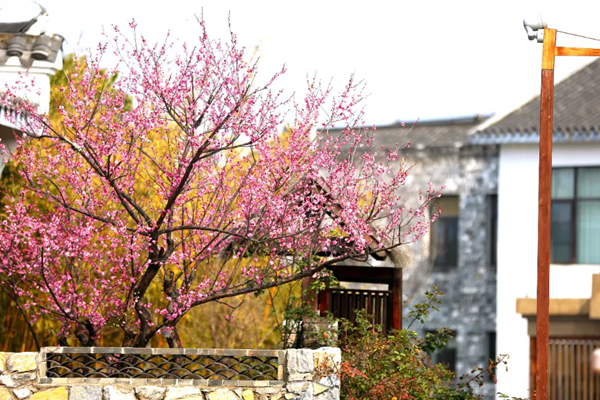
337,287,529,400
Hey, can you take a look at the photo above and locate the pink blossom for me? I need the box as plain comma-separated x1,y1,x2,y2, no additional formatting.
0,18,443,347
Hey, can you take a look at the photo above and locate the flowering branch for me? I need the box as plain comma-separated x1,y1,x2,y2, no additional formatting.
0,18,443,346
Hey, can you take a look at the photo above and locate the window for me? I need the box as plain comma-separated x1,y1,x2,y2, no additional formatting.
487,331,496,382
488,195,498,268
431,196,459,270
551,167,600,264
428,329,457,372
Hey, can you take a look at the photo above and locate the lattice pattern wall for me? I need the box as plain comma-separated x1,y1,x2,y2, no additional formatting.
41,347,282,383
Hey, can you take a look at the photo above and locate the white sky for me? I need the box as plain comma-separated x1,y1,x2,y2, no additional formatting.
10,0,600,125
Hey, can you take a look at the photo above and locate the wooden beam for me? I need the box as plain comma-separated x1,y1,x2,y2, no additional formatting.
536,27,556,400
542,28,557,70
319,289,330,316
327,264,395,283
556,47,600,57
392,267,402,330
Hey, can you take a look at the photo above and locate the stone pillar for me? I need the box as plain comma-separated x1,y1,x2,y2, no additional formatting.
285,348,341,400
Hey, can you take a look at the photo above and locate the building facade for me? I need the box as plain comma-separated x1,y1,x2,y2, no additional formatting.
472,58,600,399
366,116,499,398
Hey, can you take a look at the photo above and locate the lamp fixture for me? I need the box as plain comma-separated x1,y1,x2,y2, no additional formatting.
524,14,547,43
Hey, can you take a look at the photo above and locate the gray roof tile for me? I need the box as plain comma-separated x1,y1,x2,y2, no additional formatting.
472,59,600,143
361,114,490,150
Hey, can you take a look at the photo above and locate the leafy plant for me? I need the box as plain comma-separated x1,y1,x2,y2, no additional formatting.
337,287,532,400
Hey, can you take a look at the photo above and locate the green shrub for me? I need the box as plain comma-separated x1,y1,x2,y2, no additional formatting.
338,287,529,400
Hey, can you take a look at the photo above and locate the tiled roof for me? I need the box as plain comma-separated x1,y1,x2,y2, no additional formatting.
471,59,600,144
0,20,37,33
362,114,491,150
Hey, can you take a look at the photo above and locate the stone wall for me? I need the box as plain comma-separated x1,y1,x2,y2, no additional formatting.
0,348,340,400
401,146,499,399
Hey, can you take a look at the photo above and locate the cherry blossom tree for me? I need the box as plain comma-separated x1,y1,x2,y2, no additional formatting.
0,20,442,348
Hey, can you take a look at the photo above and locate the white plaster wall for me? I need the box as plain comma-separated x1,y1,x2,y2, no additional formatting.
496,142,600,399
0,54,62,174
0,56,62,115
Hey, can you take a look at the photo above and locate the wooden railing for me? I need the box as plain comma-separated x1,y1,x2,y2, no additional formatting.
327,288,392,332
539,338,600,400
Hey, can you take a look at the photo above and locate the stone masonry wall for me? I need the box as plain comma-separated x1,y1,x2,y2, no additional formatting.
0,348,340,400
402,146,499,400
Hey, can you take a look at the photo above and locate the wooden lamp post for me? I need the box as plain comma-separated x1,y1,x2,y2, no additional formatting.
524,16,600,400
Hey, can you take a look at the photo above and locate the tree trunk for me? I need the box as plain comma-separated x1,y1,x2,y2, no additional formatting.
166,327,183,348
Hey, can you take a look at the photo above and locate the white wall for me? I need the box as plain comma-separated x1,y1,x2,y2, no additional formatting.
496,142,600,399
0,54,62,174
0,56,62,114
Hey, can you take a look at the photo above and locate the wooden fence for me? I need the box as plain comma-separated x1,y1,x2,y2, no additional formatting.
535,338,600,400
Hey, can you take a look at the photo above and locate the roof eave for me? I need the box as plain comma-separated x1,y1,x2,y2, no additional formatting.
469,129,600,145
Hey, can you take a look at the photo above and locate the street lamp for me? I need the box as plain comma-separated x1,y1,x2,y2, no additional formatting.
524,16,600,400
523,15,546,42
